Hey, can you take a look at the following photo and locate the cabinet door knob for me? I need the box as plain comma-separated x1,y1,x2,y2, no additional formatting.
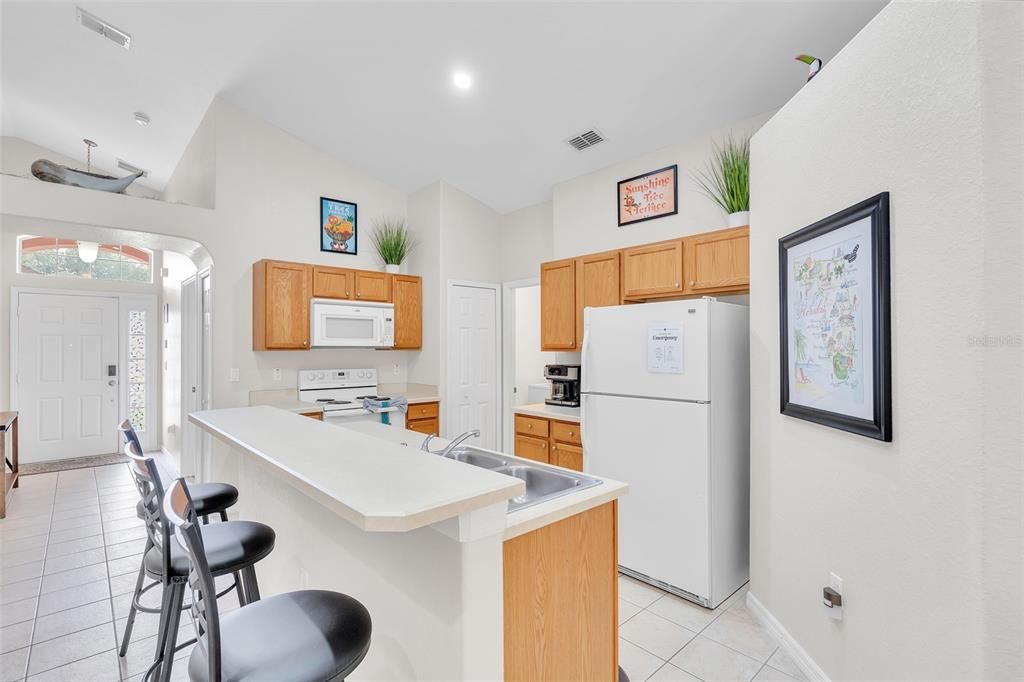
675,282,680,287
356,293,361,297
569,431,574,437
690,280,695,286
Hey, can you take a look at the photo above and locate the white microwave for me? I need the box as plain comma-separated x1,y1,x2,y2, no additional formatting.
310,299,394,348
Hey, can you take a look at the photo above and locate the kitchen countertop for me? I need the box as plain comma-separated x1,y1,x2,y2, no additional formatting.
378,383,440,405
513,402,581,423
259,399,323,414
190,406,523,532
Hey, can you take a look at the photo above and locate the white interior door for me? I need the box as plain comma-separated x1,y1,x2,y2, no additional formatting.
180,275,200,476
447,283,499,449
16,292,119,462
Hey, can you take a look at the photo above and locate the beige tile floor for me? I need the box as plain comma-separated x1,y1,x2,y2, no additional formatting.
3,464,802,682
0,465,239,682
618,575,805,682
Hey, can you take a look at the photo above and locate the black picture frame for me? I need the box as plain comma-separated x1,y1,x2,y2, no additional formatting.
320,196,358,256
617,164,679,226
779,192,892,441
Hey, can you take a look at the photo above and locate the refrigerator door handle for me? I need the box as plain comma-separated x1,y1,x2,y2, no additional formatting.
580,393,590,456
580,327,591,393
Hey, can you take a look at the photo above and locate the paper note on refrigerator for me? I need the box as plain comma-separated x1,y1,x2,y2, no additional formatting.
647,324,683,373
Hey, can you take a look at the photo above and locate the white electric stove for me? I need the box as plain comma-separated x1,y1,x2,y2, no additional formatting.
297,368,398,425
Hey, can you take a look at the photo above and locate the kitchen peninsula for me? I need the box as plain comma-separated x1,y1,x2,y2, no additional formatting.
190,406,627,681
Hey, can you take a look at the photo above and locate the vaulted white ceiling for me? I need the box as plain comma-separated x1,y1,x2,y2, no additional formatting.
1,1,884,212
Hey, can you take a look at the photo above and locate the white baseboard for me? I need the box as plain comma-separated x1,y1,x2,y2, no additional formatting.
746,591,830,682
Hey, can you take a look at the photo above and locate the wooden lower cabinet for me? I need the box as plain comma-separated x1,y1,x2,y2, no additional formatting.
504,501,618,681
515,434,549,463
514,414,583,471
405,401,440,435
299,411,323,421
551,442,583,471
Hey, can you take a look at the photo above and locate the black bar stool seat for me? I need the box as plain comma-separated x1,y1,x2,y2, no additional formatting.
189,482,239,518
186,589,372,682
144,520,275,578
120,419,239,523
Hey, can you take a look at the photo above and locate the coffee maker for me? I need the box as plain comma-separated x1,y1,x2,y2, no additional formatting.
544,364,581,407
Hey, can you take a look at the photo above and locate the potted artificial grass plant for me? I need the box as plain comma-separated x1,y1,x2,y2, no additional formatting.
693,134,750,227
371,217,413,273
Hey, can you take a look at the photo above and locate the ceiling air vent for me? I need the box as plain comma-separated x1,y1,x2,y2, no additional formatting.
76,7,132,49
567,129,605,151
117,159,148,177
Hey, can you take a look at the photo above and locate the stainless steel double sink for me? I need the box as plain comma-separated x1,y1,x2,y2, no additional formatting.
442,446,602,513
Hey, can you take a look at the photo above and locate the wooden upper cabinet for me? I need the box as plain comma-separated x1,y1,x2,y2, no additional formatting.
353,270,390,302
391,275,423,349
253,260,311,350
540,259,577,350
312,266,353,299
683,226,750,294
575,250,621,347
621,239,684,299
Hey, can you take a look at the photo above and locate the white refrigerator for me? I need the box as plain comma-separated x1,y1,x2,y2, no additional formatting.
581,298,749,608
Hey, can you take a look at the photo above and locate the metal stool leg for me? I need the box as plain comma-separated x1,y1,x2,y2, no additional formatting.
219,510,228,522
119,538,153,656
233,571,246,606
155,580,186,682
241,565,261,603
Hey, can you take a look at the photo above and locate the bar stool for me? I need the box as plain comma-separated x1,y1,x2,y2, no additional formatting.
122,441,276,682
118,419,239,523
164,478,372,682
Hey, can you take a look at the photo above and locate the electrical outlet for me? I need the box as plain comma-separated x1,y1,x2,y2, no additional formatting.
272,368,283,381
392,364,400,376
229,368,240,382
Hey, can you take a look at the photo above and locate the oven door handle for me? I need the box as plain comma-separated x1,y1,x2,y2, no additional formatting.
324,406,400,418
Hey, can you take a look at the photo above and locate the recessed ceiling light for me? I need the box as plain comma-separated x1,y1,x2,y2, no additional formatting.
133,112,150,126
452,71,473,90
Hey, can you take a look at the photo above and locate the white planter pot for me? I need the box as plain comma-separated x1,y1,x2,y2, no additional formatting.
384,264,401,274
727,211,750,228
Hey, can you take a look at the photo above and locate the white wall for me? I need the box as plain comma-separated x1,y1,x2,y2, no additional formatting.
1,136,163,199
513,285,552,405
406,182,442,387
164,98,415,405
552,113,771,259
748,2,1023,679
160,251,197,463
498,201,553,283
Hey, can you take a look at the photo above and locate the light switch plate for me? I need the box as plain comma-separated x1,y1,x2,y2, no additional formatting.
272,368,282,381
229,368,240,382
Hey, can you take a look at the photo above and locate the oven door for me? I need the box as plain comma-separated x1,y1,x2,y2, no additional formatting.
311,301,385,347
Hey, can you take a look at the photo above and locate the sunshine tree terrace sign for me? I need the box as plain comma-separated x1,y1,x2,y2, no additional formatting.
617,164,678,226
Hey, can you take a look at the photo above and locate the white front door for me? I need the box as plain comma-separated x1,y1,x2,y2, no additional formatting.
447,283,499,449
16,292,120,462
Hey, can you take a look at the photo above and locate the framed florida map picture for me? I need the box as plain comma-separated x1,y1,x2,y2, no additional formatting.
617,165,678,226
779,192,892,441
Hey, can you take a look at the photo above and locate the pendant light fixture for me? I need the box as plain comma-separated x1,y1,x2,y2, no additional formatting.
77,241,100,263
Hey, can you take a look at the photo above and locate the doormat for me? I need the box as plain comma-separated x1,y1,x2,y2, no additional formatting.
20,453,129,475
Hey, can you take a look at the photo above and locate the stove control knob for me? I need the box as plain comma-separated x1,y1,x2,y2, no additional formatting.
317,372,325,380
359,371,367,378
305,372,317,381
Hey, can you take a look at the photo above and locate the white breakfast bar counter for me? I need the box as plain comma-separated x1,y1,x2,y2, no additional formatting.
190,406,626,681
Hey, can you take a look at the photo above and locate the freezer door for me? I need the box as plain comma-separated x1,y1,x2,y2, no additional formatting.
582,299,710,402
582,393,710,601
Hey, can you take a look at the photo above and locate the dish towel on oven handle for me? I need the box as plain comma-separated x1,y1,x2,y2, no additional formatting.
362,396,408,425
